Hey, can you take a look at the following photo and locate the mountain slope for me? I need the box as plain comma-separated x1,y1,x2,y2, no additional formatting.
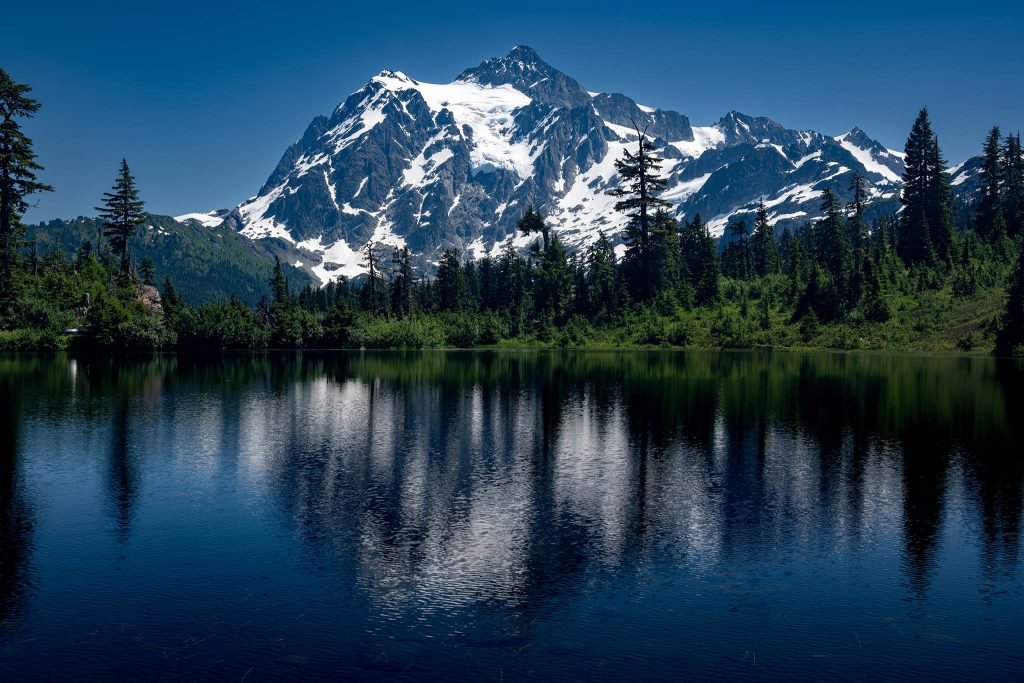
215,46,980,283
25,214,312,306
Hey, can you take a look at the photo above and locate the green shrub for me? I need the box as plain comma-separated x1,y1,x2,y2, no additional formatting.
0,329,68,351
177,302,269,349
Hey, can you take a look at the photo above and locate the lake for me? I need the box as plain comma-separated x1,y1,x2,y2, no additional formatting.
1,351,1023,680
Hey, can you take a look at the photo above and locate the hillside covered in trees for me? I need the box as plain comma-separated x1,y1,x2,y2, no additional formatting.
3,67,1024,354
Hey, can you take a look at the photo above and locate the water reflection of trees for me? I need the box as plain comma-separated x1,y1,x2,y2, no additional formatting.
211,351,1023,613
1,350,1022,632
0,364,34,629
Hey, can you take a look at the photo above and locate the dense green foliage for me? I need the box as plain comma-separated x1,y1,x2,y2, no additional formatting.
22,214,312,305
1,68,52,316
3,68,1024,355
95,159,147,273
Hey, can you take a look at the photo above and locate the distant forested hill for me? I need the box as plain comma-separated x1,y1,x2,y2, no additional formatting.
24,215,312,305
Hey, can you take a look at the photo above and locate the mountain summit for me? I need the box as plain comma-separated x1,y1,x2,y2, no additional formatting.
218,46,977,283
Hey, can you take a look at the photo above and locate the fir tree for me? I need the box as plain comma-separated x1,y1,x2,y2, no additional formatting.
498,241,530,334
816,188,850,281
478,255,498,311
898,108,952,266
648,209,681,307
161,276,184,325
846,174,869,304
95,159,146,273
359,241,387,314
517,206,549,252
0,68,53,315
996,240,1024,355
608,125,671,300
679,214,719,306
390,246,415,317
750,199,779,277
270,256,289,305
1003,133,1024,238
533,234,573,324
138,257,156,285
722,220,751,280
586,232,618,320
975,126,1007,241
435,249,468,311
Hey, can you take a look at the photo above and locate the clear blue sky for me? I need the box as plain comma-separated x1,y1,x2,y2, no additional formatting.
5,0,1022,222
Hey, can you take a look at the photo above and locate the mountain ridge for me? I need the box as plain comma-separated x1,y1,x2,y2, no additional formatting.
204,46,982,283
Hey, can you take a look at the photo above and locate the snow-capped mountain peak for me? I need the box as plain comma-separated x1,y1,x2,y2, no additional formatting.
219,46,975,284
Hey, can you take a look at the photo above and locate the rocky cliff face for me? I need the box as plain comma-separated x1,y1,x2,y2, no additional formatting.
214,46,980,283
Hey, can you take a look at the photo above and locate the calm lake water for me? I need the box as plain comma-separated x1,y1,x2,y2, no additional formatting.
1,351,1023,680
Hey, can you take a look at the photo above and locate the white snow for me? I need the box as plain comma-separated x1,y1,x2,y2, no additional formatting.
604,122,637,140
637,103,656,113
238,184,295,243
835,132,901,182
546,140,634,248
353,176,369,197
374,73,538,178
670,125,725,159
951,169,973,186
793,150,822,169
662,173,713,203
770,211,807,222
174,211,224,228
402,145,454,187
764,182,824,209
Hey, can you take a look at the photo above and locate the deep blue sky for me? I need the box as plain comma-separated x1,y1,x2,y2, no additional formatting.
5,0,1022,222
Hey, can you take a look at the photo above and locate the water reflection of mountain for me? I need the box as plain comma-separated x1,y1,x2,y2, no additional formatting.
215,351,1024,613
1,351,1022,634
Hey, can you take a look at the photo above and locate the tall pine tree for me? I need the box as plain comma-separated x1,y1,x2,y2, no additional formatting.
0,68,53,316
975,126,1007,241
95,159,146,273
1003,133,1024,238
750,199,779,277
898,108,953,266
608,125,671,301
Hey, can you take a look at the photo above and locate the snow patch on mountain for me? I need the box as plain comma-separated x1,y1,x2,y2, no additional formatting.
835,132,901,183
670,126,725,158
175,211,226,228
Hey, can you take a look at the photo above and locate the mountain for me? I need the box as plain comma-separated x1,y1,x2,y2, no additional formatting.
25,214,313,306
203,46,981,283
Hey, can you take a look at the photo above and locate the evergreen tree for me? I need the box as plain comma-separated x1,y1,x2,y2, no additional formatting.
478,255,498,311
270,256,289,305
898,108,952,266
586,232,618,320
390,246,415,317
533,234,573,324
996,240,1024,355
648,209,681,307
975,126,1007,241
517,206,549,252
1003,133,1024,238
750,199,779,277
359,241,387,314
608,126,671,300
138,257,156,285
435,248,468,311
816,189,849,273
0,68,53,316
846,174,869,304
95,159,146,273
497,241,530,334
721,220,751,280
679,214,719,306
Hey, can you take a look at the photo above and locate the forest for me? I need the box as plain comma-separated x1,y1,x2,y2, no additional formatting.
3,67,1024,354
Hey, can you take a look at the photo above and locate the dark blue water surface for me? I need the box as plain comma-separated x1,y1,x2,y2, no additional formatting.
1,351,1023,680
